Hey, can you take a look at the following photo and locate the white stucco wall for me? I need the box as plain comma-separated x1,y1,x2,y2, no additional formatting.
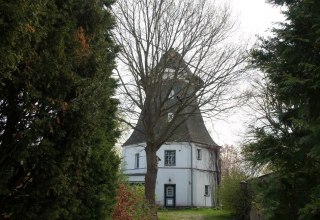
129,175,145,183
158,143,191,168
193,170,214,207
191,143,217,171
156,168,192,206
122,144,146,170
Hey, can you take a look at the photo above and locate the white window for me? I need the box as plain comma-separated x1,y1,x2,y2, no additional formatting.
166,186,174,196
169,89,175,99
164,150,176,166
168,112,174,122
205,185,210,196
135,153,139,169
197,149,202,160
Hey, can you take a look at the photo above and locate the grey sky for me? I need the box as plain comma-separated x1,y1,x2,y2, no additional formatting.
209,0,285,146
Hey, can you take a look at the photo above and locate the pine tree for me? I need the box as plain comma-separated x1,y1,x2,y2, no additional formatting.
0,0,119,219
244,0,320,219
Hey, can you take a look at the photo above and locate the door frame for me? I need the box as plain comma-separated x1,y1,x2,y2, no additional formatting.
164,184,176,207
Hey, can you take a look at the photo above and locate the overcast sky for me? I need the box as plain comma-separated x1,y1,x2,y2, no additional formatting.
209,0,285,146
229,0,285,37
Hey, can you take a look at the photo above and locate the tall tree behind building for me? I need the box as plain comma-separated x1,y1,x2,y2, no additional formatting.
220,144,243,178
112,0,247,211
0,0,119,219
244,0,320,219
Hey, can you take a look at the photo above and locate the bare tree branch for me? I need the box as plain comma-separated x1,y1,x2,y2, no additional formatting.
112,0,248,208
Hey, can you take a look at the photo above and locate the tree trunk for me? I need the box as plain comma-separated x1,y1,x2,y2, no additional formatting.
145,145,158,219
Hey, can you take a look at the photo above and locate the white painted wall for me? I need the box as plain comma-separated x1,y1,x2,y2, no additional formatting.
158,143,191,168
129,175,145,183
122,144,146,171
156,168,192,206
193,170,214,207
191,143,217,171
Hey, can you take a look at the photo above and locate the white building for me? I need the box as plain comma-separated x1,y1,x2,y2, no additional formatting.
122,49,221,208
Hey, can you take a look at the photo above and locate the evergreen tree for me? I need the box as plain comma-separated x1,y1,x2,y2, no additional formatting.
244,0,320,219
0,0,119,219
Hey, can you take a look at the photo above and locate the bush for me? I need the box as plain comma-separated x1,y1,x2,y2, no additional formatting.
112,184,152,220
219,170,252,220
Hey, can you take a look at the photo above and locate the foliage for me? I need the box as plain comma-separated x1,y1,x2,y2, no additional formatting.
75,130,121,220
220,145,244,178
244,0,320,219
158,208,232,220
219,170,251,220
112,184,152,220
0,0,119,219
219,145,252,219
250,173,309,220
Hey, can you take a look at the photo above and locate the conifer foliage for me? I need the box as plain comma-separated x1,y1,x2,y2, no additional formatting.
244,0,320,219
0,0,119,219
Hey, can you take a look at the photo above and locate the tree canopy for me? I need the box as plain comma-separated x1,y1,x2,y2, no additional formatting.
112,0,247,209
244,0,320,219
0,0,120,219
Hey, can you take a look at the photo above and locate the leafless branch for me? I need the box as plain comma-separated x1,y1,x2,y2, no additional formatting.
112,0,248,145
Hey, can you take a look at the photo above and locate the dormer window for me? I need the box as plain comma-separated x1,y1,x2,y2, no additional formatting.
168,112,174,122
163,68,175,79
169,89,175,99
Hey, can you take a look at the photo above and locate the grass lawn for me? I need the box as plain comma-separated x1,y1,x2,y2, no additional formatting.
158,208,233,220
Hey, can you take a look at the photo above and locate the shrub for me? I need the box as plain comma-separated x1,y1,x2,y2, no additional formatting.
112,184,152,220
219,170,252,220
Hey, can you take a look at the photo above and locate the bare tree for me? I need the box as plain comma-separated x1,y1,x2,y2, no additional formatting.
112,0,247,207
242,73,288,175
220,144,243,177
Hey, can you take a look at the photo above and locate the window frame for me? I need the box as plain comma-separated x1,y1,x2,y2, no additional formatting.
196,149,202,160
164,150,176,166
135,153,139,169
204,185,210,196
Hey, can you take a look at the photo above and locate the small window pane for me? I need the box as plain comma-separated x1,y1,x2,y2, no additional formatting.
166,186,174,196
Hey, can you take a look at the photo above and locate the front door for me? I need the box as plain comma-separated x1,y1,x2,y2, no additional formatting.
164,184,176,207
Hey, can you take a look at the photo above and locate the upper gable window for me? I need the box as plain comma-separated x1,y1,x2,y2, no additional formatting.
197,149,202,160
169,90,175,99
168,112,174,122
163,68,175,79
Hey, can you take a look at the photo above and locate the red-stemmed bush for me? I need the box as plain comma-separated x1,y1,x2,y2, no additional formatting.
112,184,152,220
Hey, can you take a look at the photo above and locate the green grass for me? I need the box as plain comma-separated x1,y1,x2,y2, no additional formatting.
158,208,233,220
